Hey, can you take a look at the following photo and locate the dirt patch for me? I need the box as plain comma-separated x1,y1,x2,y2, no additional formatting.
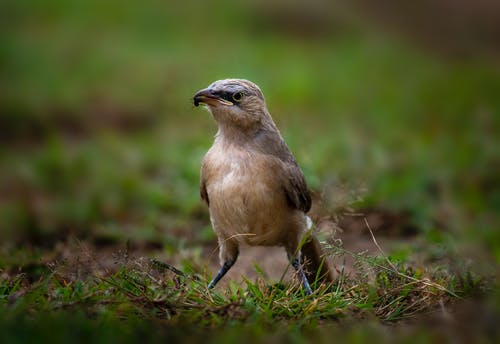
1,208,419,289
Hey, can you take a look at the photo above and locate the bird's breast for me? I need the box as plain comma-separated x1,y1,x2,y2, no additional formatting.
205,148,291,245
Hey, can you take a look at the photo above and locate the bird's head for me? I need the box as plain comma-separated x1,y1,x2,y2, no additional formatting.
193,79,271,133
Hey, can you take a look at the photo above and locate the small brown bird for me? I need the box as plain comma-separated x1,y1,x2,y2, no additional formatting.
193,79,333,294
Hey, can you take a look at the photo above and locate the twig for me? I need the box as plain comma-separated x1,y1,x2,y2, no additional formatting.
149,258,203,283
363,217,461,299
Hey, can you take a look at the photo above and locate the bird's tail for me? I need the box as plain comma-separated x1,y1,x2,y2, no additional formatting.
301,232,335,286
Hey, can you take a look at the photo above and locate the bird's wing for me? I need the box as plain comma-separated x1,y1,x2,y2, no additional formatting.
200,162,209,206
281,160,312,213
255,129,311,213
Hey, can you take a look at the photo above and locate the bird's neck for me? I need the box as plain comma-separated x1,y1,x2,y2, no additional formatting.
215,124,258,146
214,109,280,147
216,124,281,152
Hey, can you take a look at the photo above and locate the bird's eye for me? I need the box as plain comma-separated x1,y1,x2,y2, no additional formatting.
232,92,243,102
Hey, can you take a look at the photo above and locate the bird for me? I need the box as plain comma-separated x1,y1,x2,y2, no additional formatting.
193,79,334,295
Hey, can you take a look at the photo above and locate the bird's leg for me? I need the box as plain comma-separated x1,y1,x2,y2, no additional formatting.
208,259,235,289
286,238,313,295
208,238,238,289
290,254,313,296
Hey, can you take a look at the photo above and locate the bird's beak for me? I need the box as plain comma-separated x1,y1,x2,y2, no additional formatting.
193,88,233,107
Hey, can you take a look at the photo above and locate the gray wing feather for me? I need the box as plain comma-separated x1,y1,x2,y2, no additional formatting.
200,164,209,206
255,128,311,213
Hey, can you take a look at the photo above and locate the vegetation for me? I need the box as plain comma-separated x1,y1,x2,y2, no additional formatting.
1,1,499,342
0,239,487,344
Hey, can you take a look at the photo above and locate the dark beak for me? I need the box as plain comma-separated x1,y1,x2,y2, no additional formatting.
193,88,233,107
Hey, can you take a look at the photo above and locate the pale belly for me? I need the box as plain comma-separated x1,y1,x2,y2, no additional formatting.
207,167,293,246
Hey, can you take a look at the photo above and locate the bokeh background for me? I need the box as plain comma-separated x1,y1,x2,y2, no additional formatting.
1,0,500,334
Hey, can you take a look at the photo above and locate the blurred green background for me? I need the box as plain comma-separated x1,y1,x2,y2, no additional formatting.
1,1,500,342
1,0,499,274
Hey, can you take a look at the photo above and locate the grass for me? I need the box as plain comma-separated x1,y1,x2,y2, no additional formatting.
1,0,500,342
0,235,484,344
